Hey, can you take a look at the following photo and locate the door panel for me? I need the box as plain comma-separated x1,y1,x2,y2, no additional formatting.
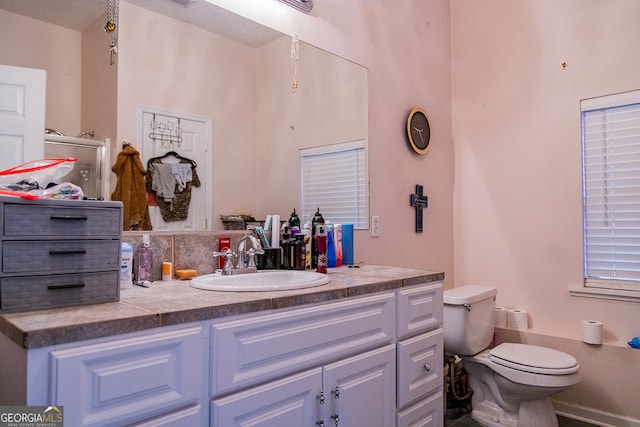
0,65,45,171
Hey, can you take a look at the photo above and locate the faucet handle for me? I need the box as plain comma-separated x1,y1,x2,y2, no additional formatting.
213,248,234,259
213,249,235,275
246,248,261,269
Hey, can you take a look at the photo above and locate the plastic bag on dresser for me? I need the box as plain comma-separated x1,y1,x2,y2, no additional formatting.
0,158,77,199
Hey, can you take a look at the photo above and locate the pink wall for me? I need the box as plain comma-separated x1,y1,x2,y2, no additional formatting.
452,0,640,420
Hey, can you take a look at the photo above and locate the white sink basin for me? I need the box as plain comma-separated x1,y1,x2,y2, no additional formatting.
189,270,331,292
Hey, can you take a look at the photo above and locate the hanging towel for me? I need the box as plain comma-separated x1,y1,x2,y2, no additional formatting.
111,145,152,230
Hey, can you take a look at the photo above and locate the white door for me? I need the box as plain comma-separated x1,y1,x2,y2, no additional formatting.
322,344,396,427
0,65,46,171
139,107,212,231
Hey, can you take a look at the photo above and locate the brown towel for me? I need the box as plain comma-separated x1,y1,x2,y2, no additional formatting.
111,145,152,230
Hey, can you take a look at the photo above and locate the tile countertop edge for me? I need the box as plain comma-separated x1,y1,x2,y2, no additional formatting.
0,266,444,349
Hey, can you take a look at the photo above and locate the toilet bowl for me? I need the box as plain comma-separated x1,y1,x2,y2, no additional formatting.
443,285,581,427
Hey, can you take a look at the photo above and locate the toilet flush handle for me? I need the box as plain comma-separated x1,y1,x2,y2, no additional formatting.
463,303,471,311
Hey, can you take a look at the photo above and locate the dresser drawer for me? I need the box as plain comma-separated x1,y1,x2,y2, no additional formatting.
3,204,121,238
396,328,443,408
397,282,443,340
2,240,120,273
1,271,119,311
210,292,396,395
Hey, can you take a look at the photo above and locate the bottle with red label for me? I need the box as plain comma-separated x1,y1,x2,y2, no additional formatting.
218,237,230,270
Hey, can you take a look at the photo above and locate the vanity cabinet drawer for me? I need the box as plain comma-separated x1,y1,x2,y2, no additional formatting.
0,271,119,311
49,325,206,427
396,389,444,427
210,292,395,395
396,328,444,408
2,240,120,274
3,204,121,238
396,282,443,340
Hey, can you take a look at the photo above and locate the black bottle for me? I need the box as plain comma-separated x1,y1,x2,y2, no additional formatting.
288,209,301,231
311,208,325,268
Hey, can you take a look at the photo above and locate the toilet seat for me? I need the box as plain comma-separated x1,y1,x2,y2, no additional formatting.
489,343,579,375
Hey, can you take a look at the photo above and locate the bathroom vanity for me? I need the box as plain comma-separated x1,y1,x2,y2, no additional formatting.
0,266,444,427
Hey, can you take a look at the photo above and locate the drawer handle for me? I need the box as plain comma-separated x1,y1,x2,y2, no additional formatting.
49,249,87,255
424,363,432,372
50,215,88,221
48,283,85,290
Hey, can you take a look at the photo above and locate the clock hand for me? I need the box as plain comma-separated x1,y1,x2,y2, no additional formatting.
412,127,425,144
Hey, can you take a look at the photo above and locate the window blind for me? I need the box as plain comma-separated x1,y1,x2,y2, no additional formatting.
300,140,368,229
582,90,640,290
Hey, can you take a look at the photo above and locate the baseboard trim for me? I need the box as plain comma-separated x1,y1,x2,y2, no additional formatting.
554,401,640,427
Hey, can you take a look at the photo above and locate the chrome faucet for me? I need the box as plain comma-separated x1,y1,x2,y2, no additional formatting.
236,234,264,270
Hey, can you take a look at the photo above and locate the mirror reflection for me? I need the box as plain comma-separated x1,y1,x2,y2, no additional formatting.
0,0,368,231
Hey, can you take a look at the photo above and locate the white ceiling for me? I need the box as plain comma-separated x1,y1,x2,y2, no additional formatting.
0,0,283,47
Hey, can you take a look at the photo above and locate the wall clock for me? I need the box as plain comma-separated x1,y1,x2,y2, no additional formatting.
406,107,431,155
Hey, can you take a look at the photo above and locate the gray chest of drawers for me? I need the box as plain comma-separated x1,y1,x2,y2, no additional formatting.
0,195,123,312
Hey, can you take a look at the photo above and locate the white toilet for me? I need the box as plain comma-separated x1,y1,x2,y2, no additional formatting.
443,285,580,427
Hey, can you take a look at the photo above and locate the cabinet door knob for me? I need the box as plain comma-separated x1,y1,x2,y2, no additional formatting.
424,363,432,372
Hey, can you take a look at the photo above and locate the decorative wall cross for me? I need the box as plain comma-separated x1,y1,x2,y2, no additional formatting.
410,184,428,233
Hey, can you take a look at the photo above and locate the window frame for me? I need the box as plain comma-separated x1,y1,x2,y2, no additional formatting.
581,89,640,294
299,139,369,229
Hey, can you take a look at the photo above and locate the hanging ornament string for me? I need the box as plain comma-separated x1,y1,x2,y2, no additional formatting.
105,0,119,66
290,34,300,92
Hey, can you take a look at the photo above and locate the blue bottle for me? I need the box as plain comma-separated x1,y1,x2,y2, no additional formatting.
327,225,336,268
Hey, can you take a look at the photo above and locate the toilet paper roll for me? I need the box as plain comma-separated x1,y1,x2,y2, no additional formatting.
494,307,508,328
507,309,529,330
581,320,604,345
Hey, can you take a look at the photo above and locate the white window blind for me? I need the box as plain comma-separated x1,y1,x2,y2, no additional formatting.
582,90,640,291
300,140,369,229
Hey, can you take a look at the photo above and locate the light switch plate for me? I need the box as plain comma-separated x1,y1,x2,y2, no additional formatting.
371,216,380,237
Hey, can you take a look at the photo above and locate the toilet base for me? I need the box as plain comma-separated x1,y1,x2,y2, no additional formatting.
471,397,559,427
463,353,563,427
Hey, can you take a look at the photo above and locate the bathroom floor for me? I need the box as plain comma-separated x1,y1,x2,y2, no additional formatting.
446,412,597,427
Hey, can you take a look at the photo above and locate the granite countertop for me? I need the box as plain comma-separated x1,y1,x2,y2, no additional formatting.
0,265,444,349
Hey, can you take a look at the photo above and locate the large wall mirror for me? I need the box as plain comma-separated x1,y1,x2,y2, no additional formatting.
0,0,368,231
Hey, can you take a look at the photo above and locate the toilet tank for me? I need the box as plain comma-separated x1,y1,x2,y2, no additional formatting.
443,285,497,356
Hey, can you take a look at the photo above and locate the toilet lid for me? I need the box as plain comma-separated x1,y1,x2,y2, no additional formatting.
489,343,579,375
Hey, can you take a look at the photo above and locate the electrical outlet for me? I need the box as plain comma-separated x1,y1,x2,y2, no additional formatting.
371,216,380,237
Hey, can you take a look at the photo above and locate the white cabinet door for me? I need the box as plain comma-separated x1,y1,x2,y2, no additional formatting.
50,326,207,427
211,368,322,427
0,64,45,171
322,344,396,427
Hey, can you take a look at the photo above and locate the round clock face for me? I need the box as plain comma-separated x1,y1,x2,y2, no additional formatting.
406,107,431,155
